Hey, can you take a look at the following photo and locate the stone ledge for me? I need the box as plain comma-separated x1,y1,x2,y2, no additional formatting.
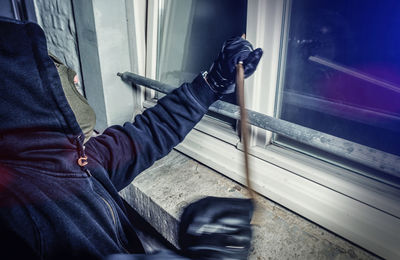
120,150,377,259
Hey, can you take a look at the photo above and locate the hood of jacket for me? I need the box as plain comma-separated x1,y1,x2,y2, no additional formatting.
0,17,85,173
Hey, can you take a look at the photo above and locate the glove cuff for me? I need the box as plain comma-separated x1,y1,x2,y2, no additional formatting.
207,67,235,95
187,73,221,111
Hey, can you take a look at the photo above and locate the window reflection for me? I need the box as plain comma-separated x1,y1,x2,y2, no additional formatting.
278,0,400,156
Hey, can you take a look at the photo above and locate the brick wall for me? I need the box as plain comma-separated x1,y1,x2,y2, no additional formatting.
34,0,83,94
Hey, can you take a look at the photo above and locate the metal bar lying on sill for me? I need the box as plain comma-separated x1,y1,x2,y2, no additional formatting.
118,72,400,177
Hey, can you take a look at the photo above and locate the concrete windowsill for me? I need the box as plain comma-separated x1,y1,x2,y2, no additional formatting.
120,150,377,259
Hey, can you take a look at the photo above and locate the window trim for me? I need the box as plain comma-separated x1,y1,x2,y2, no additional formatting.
246,0,288,147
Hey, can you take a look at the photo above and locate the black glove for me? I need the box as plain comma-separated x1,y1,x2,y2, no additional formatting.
178,196,254,260
207,36,263,94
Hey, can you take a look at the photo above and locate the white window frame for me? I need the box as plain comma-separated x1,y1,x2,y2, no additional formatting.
143,0,400,259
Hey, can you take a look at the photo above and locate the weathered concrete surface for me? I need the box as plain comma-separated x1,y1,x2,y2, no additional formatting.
34,0,83,94
120,150,378,260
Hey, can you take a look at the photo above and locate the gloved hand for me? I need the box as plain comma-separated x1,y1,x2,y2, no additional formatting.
178,196,254,260
207,36,263,94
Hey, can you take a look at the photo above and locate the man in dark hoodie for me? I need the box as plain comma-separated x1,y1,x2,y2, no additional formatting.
0,17,262,259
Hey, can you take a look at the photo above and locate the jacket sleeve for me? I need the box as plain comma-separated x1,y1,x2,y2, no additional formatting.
85,74,220,191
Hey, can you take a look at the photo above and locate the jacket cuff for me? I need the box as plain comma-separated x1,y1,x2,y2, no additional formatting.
187,73,221,110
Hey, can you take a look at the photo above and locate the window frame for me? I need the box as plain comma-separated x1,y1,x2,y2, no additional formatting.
144,0,400,259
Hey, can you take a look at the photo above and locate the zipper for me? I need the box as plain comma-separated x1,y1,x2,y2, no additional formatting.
76,134,91,177
99,195,130,253
85,169,92,177
100,196,117,226
75,135,129,253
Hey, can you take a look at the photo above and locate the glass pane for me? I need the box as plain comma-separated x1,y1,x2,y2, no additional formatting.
277,0,400,157
156,0,247,125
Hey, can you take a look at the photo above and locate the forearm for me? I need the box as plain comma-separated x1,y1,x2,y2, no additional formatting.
86,74,219,190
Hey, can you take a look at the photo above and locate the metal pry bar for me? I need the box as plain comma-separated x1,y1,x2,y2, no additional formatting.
236,61,255,199
117,72,400,179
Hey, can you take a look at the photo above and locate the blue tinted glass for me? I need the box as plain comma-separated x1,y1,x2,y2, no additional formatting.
157,0,247,103
156,0,247,126
280,0,400,156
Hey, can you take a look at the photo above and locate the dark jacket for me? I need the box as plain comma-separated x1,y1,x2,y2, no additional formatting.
0,18,219,259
